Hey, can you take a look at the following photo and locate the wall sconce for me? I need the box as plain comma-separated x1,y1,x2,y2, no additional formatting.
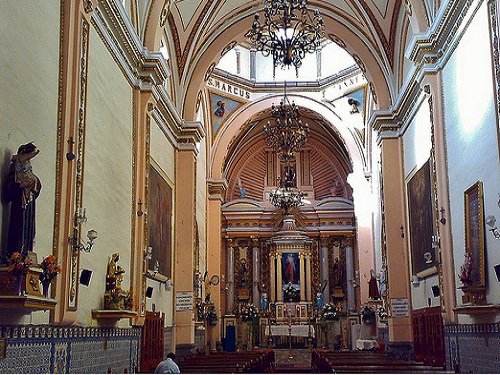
411,275,420,287
439,207,446,225
75,208,88,224
485,215,500,239
70,228,98,253
137,199,145,217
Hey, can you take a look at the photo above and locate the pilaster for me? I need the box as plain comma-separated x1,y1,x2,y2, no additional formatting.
380,137,413,349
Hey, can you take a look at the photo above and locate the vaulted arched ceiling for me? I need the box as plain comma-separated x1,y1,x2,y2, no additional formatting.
141,0,434,118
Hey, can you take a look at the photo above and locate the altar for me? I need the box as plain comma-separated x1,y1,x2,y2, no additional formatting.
266,324,315,337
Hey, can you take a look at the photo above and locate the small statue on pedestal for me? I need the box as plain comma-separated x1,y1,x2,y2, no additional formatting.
104,253,130,310
3,142,42,258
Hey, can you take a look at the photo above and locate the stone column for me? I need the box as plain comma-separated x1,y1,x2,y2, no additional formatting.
276,253,283,301
226,237,235,313
345,238,355,312
380,136,413,357
299,253,306,302
270,251,276,302
320,237,330,304
250,50,256,80
252,237,260,306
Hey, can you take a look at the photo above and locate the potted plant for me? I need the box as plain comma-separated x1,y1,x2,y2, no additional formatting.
39,255,61,297
6,252,32,295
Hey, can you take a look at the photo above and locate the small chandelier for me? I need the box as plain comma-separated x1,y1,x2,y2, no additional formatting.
246,0,325,76
269,171,305,214
264,92,310,162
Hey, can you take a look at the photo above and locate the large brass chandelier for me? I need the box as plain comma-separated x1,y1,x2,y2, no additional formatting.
264,92,310,162
269,172,305,214
246,0,325,76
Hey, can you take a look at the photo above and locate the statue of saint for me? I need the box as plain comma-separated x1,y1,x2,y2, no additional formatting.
315,292,324,310
260,293,269,311
368,269,381,299
3,142,41,257
332,257,344,288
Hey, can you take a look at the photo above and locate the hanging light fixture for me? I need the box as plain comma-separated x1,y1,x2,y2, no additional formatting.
246,0,325,76
269,171,305,214
264,89,310,162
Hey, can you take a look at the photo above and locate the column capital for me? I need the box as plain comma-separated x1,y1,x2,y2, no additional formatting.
208,178,228,202
250,236,259,247
225,236,234,248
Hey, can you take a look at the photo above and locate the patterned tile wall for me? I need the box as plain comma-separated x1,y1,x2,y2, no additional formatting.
445,322,500,373
0,325,140,374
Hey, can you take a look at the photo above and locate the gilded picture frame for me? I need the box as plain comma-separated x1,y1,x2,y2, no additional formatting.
407,159,438,277
148,164,173,279
464,180,486,287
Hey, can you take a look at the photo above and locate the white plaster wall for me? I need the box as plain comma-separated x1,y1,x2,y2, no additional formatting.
147,116,176,326
402,100,440,310
0,0,59,325
80,26,133,326
442,2,500,322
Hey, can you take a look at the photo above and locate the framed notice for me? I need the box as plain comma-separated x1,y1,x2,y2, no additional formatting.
464,181,486,287
391,298,409,317
176,291,194,311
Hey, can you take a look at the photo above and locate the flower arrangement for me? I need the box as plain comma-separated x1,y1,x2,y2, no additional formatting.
241,304,260,323
360,305,376,325
205,305,218,326
283,283,300,302
7,252,32,275
458,252,473,284
39,255,62,282
320,303,340,321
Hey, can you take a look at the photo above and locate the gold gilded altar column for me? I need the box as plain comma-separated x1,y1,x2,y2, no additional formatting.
299,253,306,301
276,253,283,301
174,121,204,352
270,251,276,302
379,135,413,357
305,247,312,302
207,179,227,335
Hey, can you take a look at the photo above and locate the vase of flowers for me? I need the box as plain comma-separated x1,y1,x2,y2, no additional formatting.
283,282,300,302
39,255,61,298
7,252,32,296
458,252,473,285
320,303,340,322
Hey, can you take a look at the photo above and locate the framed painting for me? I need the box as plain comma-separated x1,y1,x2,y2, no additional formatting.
148,164,173,278
464,181,486,287
407,159,438,277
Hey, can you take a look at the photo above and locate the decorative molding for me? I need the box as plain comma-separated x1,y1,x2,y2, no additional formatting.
82,0,94,14
0,325,141,340
444,321,500,333
207,179,228,202
488,0,500,161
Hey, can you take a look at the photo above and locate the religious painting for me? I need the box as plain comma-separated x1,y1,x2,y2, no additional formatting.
209,91,244,141
464,181,486,287
282,252,300,302
148,165,172,278
407,159,438,277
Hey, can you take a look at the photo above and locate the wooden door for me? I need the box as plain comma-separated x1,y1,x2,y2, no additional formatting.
140,310,165,373
412,306,445,367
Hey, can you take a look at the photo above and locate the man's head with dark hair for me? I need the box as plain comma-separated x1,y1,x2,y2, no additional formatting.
166,352,176,361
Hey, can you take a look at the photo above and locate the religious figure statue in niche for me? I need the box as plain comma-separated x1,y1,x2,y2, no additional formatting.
104,253,131,310
378,264,387,296
332,257,344,288
3,142,42,257
315,292,324,310
260,292,269,311
214,100,226,117
330,177,344,197
368,269,381,300
237,177,246,198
